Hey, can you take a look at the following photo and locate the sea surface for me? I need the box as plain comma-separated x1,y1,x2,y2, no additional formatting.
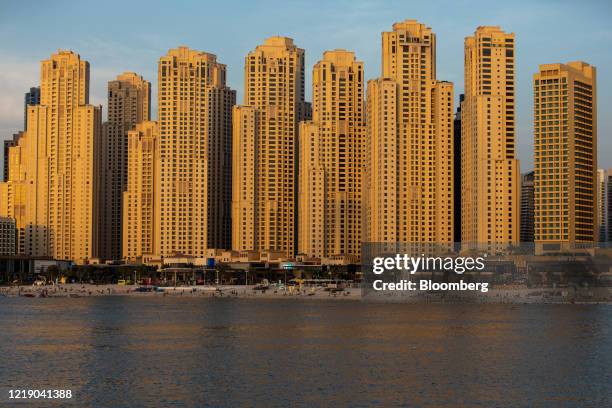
1,297,611,407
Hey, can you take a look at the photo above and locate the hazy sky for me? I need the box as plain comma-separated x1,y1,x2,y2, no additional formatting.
1,0,611,170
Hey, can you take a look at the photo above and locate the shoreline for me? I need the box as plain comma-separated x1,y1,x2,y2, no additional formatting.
2,284,612,304
0,283,362,300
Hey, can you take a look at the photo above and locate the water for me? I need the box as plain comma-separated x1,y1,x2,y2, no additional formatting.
1,297,611,407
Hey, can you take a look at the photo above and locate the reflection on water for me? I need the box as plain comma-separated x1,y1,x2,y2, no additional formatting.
1,297,611,406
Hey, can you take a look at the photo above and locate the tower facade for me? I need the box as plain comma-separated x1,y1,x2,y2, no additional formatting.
520,171,535,242
462,26,519,245
363,78,400,243
100,72,150,261
298,50,364,259
3,132,23,182
24,86,40,129
453,95,464,242
363,20,454,245
534,62,597,243
608,170,612,242
0,51,102,262
597,169,609,242
43,51,102,262
156,47,235,258
123,121,159,262
232,37,306,256
0,131,32,254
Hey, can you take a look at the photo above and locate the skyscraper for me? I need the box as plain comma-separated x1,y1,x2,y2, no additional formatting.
3,132,23,182
597,169,609,242
24,86,40,129
520,171,535,242
156,47,235,258
363,78,399,244
43,51,102,262
232,37,306,256
3,87,40,182
123,121,159,262
608,170,612,242
0,132,30,254
363,20,454,245
298,50,364,260
462,26,519,245
534,62,597,244
454,94,464,243
0,51,102,262
100,72,150,261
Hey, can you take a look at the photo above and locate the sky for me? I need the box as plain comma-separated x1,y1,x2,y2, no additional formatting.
0,0,611,171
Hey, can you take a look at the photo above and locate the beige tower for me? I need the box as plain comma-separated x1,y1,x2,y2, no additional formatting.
0,132,32,254
0,107,51,257
232,37,306,256
100,72,150,261
298,50,364,259
0,51,102,262
363,78,399,243
123,121,159,262
43,51,102,262
462,27,519,245
156,47,235,258
99,72,151,259
534,62,597,243
232,106,258,252
363,20,454,245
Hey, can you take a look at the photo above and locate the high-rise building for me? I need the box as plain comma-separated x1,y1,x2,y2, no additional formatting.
123,121,159,262
608,170,612,242
462,26,519,245
3,87,40,182
43,51,102,262
363,20,454,245
0,133,29,254
24,86,40,129
0,120,47,256
232,37,306,256
363,78,399,244
597,169,609,242
520,171,535,242
298,50,364,260
534,62,597,244
0,51,102,262
155,47,235,258
3,132,23,182
454,94,464,243
99,72,151,261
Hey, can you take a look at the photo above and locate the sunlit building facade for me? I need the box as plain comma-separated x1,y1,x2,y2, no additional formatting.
534,62,597,243
298,50,364,259
0,51,102,262
123,121,159,262
232,37,306,256
156,47,235,258
100,72,150,261
462,26,519,245
363,20,454,245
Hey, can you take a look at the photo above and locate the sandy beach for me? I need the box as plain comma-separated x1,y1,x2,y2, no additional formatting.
0,283,361,300
3,284,611,303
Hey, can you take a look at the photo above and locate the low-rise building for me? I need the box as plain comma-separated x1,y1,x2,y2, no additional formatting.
0,217,16,256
